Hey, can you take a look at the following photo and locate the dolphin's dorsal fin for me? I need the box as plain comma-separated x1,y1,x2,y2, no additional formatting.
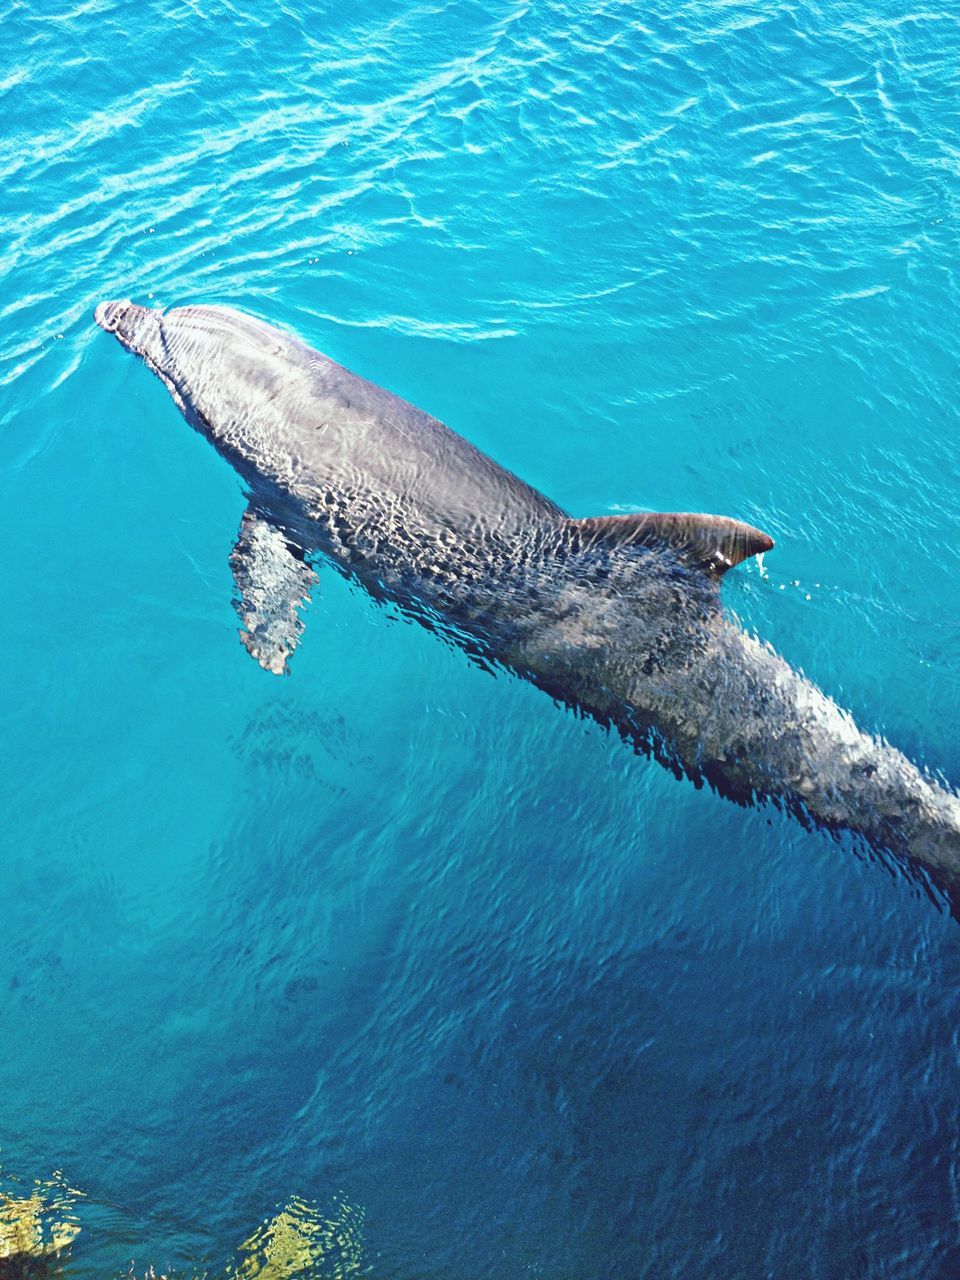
567,512,774,577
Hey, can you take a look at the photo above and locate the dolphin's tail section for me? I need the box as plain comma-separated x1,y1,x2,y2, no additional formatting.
888,773,960,914
553,525,960,916
668,624,960,916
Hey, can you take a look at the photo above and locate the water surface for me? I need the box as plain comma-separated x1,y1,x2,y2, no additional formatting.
2,0,960,1276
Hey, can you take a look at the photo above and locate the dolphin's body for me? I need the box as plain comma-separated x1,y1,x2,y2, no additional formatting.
95,299,960,907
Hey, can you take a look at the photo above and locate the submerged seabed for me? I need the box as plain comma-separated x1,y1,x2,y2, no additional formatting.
1,0,960,1276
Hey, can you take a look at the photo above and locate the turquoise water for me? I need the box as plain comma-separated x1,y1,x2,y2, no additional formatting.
2,0,960,1275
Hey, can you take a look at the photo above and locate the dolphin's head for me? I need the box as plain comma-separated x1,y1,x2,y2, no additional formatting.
95,299,164,361
94,299,310,468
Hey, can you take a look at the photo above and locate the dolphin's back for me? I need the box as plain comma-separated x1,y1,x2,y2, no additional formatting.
166,305,566,546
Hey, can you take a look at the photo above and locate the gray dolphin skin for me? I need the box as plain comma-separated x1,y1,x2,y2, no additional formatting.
95,299,960,910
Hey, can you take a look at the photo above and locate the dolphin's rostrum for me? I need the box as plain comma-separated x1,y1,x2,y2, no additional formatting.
95,299,960,910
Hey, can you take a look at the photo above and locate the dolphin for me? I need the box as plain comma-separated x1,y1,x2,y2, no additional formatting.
94,298,960,909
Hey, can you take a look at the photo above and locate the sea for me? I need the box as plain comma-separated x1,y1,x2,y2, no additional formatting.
2,0,960,1276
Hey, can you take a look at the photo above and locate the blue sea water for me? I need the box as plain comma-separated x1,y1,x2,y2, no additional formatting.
2,0,960,1275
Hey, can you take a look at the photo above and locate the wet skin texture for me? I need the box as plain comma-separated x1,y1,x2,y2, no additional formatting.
95,299,960,913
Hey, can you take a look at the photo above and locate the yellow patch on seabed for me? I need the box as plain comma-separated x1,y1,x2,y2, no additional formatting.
0,1172,83,1272
227,1195,367,1280
0,1170,367,1280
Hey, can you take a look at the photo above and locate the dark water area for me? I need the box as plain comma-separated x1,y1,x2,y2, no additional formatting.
2,0,960,1276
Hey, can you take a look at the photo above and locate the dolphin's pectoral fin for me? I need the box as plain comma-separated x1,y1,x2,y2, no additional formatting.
567,512,774,577
230,509,317,675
